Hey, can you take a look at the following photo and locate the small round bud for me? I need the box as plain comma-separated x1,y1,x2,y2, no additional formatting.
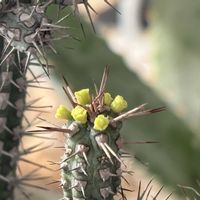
71,106,87,124
74,89,91,105
55,105,72,120
103,92,113,106
111,95,128,113
94,114,109,131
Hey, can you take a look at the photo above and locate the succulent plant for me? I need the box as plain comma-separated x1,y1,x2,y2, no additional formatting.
37,67,164,200
0,1,120,199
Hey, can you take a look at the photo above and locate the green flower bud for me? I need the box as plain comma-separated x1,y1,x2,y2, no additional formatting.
71,106,87,124
94,114,109,131
55,105,72,120
75,89,91,105
103,92,113,106
111,95,128,113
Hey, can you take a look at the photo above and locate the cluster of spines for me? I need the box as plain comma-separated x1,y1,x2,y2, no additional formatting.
0,0,120,74
0,41,57,199
37,67,164,200
136,180,173,200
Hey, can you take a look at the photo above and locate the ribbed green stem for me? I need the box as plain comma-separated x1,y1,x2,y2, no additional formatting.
0,37,26,200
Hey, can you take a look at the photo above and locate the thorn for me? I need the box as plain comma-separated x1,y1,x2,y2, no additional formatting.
38,117,60,128
99,142,113,164
19,182,49,191
32,53,49,78
18,167,41,181
20,157,53,171
22,175,50,181
79,21,86,39
27,105,52,109
48,160,60,165
46,180,60,186
94,66,109,110
35,126,72,134
123,141,159,145
29,62,55,68
81,186,86,198
137,180,153,200
74,179,87,197
27,72,45,84
7,101,17,110
1,37,14,59
0,46,15,66
61,151,79,163
82,152,90,166
146,186,153,200
21,143,53,155
165,192,173,200
27,84,54,90
25,134,57,140
83,1,96,33
26,97,43,107
47,43,58,54
121,175,130,186
80,166,87,176
104,0,121,14
119,186,127,200
120,187,134,192
43,23,69,29
150,107,166,113
23,114,31,127
87,2,98,15
23,51,31,74
153,185,164,199
55,13,71,24
10,79,25,91
32,41,45,59
24,112,43,130
62,76,76,107
110,103,147,123
104,142,121,163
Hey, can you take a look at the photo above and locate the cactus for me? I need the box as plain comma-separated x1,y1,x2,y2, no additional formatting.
0,46,26,200
0,1,120,199
38,67,164,200
0,39,53,200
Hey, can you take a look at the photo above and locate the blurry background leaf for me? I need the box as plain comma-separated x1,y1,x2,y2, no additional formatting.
150,0,200,138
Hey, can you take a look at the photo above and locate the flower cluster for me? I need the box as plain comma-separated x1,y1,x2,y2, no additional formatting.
55,88,128,131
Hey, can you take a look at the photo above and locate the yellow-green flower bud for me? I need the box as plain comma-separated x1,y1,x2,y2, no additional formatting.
71,106,87,124
74,89,91,105
55,105,72,120
94,114,109,131
103,92,113,106
111,95,128,113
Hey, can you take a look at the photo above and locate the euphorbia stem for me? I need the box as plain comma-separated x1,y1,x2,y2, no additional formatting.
0,39,27,200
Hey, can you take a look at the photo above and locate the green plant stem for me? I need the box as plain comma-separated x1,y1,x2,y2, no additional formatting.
0,38,26,200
